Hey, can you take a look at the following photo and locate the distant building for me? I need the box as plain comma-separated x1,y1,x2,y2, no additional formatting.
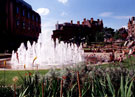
0,0,41,52
128,17,135,38
52,18,103,45
118,27,128,40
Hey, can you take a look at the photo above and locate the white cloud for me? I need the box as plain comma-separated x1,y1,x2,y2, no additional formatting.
36,8,50,16
113,16,132,19
58,0,68,4
61,12,68,16
99,12,113,17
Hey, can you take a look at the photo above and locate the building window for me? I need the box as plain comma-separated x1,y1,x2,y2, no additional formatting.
28,23,30,30
22,22,25,29
95,23,98,26
28,12,30,18
16,20,19,26
36,27,38,32
32,15,34,20
36,17,38,22
16,7,19,14
32,25,35,31
133,21,135,24
28,26,30,30
22,10,25,16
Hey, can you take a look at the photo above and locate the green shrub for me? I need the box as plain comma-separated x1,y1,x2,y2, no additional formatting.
0,86,13,97
16,64,135,97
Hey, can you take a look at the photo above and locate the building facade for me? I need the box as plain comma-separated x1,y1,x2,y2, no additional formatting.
0,0,41,52
128,17,135,38
118,27,128,40
52,18,103,45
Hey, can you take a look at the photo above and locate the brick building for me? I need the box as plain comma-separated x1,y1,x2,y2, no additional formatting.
52,18,103,45
0,0,41,52
128,17,135,37
119,28,128,40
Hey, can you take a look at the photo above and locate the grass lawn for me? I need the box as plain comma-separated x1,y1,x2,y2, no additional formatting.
97,54,135,69
0,69,49,86
122,55,135,69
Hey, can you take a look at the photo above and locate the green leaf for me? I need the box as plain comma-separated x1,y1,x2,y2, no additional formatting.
127,80,133,97
19,87,28,97
106,74,115,97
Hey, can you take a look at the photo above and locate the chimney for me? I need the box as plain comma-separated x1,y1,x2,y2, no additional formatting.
100,19,103,27
91,18,93,23
97,19,100,22
83,18,86,24
82,21,84,25
71,20,73,24
100,19,103,23
77,21,80,25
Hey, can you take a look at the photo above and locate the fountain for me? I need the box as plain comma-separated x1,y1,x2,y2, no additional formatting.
11,33,84,69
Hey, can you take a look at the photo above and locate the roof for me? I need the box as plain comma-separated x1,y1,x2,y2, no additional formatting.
16,0,32,9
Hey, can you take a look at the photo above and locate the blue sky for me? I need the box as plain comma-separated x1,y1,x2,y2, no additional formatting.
25,0,135,35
